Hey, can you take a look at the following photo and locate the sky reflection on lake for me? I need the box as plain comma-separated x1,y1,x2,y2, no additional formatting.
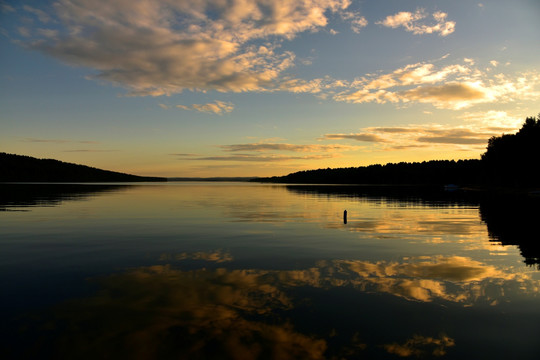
1,183,539,359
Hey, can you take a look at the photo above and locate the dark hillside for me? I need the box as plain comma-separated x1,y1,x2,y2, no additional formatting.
0,153,166,182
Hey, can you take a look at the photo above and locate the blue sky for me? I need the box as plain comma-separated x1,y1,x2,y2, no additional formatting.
1,0,539,177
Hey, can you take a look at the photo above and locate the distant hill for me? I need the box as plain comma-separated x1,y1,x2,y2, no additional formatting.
0,153,166,182
253,114,540,188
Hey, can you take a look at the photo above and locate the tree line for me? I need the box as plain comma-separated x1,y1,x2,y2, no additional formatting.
254,114,540,187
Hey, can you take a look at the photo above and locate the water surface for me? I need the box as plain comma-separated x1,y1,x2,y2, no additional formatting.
1,183,539,359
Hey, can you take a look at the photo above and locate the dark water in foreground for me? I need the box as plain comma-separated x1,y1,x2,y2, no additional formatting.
1,182,539,359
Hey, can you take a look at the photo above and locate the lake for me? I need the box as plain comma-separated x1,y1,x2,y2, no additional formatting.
1,182,539,359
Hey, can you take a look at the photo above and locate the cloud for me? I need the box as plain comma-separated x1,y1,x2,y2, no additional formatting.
221,143,358,152
22,138,99,144
319,120,515,152
334,60,540,109
23,5,52,23
322,133,387,142
62,149,118,152
17,0,353,96
376,9,455,36
459,110,523,129
340,11,368,33
1,3,15,13
400,82,487,110
417,128,493,144
176,101,235,114
184,154,336,162
17,27,30,37
174,141,357,165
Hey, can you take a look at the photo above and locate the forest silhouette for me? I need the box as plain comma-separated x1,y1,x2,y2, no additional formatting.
0,153,165,182
254,114,540,187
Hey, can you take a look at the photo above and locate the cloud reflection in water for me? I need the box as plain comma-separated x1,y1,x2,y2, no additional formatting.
15,252,538,359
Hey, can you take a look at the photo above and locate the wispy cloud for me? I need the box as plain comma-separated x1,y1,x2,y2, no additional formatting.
340,10,368,33
1,3,15,13
321,133,386,142
176,101,234,115
173,140,358,163
23,5,52,23
221,143,358,152
62,149,118,152
22,138,99,144
185,154,336,162
169,153,200,157
321,112,525,151
416,128,491,144
376,9,455,36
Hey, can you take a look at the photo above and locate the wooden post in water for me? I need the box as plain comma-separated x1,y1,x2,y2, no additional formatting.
343,210,347,224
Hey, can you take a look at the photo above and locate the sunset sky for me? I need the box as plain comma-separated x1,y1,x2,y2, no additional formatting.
1,0,539,177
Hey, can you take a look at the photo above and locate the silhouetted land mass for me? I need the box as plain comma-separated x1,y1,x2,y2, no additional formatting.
254,115,540,188
0,153,166,182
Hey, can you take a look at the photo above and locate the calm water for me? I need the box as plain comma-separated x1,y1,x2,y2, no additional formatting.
1,182,539,359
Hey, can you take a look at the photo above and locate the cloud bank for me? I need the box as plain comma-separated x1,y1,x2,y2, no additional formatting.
11,2,539,112
322,111,524,151
19,0,353,96
333,61,540,110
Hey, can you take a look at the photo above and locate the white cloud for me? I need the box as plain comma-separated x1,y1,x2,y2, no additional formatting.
377,9,455,36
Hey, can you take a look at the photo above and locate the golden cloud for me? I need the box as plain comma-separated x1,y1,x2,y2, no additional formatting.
376,9,455,36
176,101,235,114
221,143,360,152
334,61,540,109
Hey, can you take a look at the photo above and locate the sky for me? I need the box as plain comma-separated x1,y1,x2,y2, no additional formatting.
1,0,539,177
